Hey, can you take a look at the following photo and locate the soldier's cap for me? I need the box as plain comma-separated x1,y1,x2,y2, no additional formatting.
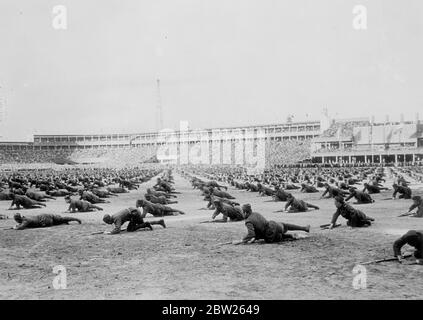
102,214,112,223
412,196,422,202
392,183,398,187
287,193,293,198
242,203,252,211
334,196,345,203
349,187,355,192
13,212,22,220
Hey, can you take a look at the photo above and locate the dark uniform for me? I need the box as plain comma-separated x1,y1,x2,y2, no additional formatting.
300,184,319,193
322,185,348,198
393,184,412,199
393,230,423,259
284,196,319,212
144,194,177,205
345,189,374,204
79,191,108,204
25,190,55,201
0,191,14,201
66,198,103,212
243,210,309,243
137,200,185,218
103,207,165,234
14,213,81,230
212,201,244,222
212,189,235,199
407,197,423,217
363,183,386,194
10,195,46,209
331,201,374,227
284,183,300,190
147,188,176,198
107,187,129,194
259,185,275,196
91,189,118,198
46,189,72,197
274,188,291,202
206,195,239,209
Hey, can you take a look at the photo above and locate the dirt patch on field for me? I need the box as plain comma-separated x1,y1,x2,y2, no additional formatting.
0,173,422,299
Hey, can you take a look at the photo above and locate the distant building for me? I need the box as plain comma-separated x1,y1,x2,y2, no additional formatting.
1,116,422,166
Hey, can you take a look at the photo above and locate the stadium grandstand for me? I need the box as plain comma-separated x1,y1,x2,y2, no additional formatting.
1,115,422,167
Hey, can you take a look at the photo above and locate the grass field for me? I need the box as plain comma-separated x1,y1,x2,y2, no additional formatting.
0,171,422,299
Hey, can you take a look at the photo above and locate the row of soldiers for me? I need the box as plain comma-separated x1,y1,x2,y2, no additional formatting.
9,171,185,234
5,166,423,266
186,168,423,265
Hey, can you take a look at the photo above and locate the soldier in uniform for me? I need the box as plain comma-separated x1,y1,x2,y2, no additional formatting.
144,193,178,205
273,187,291,202
136,199,185,217
13,212,81,230
102,207,166,234
392,183,412,199
9,194,47,209
326,196,375,229
393,230,423,264
321,183,349,199
25,190,56,201
276,194,319,213
211,199,244,222
79,190,110,204
300,183,319,193
65,196,103,212
363,182,388,194
232,204,310,244
402,196,423,217
344,187,374,204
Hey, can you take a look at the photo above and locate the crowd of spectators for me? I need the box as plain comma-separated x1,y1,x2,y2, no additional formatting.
0,149,72,164
266,140,312,166
0,145,159,167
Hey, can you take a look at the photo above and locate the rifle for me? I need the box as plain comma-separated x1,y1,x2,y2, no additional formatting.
320,223,341,229
213,241,243,247
89,228,127,235
398,212,413,217
90,231,105,235
0,227,14,230
199,220,216,224
360,253,413,265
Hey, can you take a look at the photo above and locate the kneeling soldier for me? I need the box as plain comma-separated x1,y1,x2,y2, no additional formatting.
211,199,244,222
232,204,310,244
102,207,166,235
393,230,423,265
276,194,319,213
392,183,412,200
327,196,374,229
345,187,374,204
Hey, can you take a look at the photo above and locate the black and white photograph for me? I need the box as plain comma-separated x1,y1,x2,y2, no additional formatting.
0,0,422,305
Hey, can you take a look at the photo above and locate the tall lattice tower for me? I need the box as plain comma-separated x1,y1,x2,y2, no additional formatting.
156,79,163,131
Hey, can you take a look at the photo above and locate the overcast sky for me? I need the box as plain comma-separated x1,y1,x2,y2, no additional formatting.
1,0,423,141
